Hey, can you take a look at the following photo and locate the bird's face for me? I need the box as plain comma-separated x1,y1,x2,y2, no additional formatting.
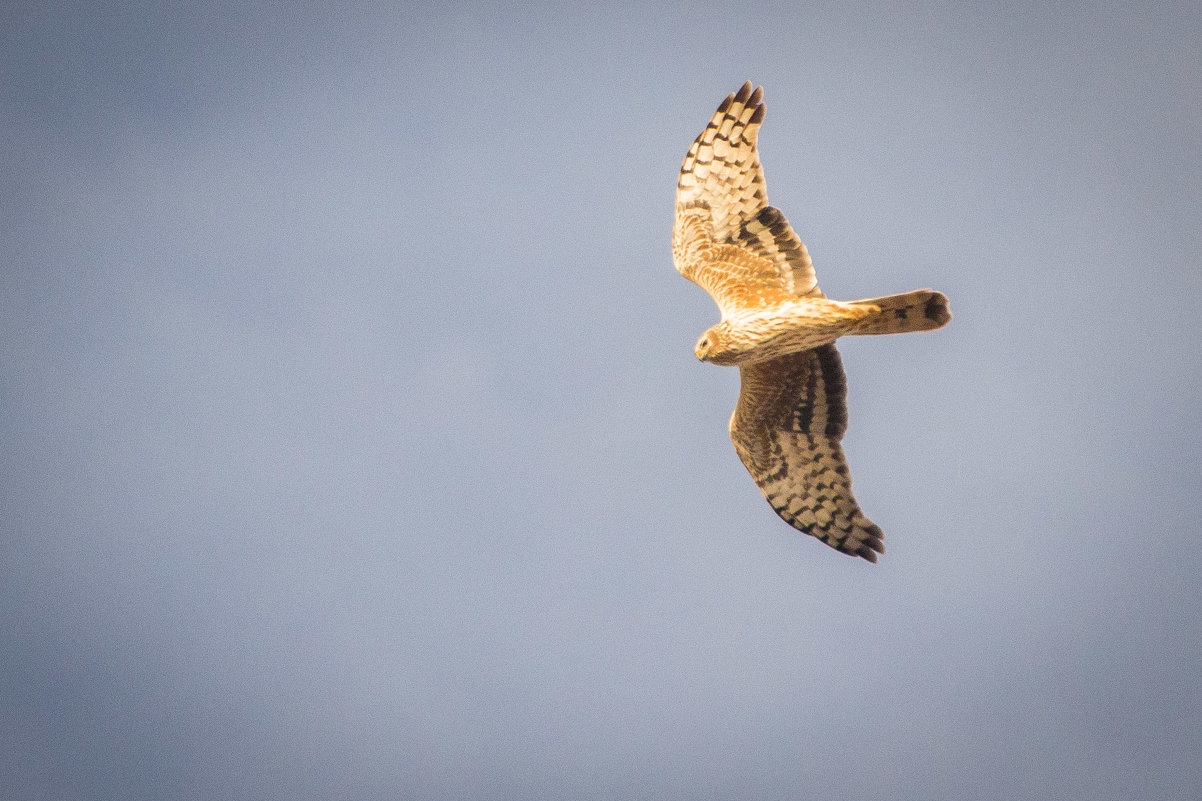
695,324,739,364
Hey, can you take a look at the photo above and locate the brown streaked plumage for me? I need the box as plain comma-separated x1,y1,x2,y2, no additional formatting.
674,82,951,562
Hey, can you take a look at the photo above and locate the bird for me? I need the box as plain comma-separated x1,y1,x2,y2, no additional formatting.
673,82,951,562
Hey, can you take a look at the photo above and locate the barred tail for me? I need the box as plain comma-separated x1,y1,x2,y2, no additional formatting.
850,289,951,336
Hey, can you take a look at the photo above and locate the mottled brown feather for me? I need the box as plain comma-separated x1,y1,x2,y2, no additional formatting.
729,346,884,561
673,81,820,313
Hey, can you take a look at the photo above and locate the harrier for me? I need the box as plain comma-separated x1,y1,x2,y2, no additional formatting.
673,82,951,562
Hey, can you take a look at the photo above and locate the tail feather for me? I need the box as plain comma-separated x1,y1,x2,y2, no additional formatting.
850,290,951,336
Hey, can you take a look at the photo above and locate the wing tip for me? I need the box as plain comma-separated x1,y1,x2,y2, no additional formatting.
850,535,885,563
730,81,765,119
847,521,885,563
735,81,766,119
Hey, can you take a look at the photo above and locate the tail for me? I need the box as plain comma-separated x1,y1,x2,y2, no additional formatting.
849,289,951,336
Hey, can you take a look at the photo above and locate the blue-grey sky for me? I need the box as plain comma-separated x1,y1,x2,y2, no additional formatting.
3,2,1200,799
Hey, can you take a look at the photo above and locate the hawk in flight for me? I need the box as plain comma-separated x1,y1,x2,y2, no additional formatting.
673,82,951,562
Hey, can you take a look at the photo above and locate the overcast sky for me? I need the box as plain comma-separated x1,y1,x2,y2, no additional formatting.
3,2,1200,799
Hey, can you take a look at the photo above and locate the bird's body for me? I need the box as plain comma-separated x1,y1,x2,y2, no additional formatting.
696,299,870,365
673,82,951,562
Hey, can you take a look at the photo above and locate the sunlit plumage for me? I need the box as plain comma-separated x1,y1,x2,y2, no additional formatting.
673,82,951,561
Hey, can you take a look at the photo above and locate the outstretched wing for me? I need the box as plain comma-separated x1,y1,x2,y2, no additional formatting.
673,82,820,316
729,344,884,562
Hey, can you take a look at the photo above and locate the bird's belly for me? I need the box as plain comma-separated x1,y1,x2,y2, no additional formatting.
734,302,863,361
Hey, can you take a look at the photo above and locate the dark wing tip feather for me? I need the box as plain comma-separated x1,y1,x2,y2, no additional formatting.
851,527,885,562
854,543,882,563
827,520,884,563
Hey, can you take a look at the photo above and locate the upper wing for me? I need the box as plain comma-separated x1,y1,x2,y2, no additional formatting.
729,344,884,562
673,82,820,315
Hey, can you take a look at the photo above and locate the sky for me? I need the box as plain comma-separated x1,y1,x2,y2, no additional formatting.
2,1,1200,798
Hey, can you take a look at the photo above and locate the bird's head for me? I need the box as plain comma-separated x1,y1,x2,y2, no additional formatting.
694,323,739,364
